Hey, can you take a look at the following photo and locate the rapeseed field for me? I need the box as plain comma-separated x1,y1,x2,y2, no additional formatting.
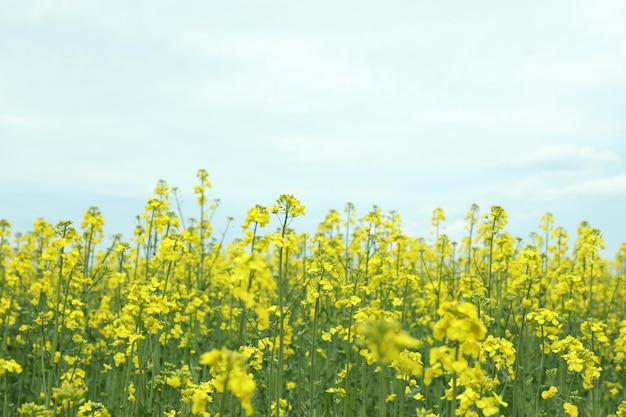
1,169,625,416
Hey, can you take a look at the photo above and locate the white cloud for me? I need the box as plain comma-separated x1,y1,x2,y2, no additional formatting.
557,175,626,197
0,114,41,128
519,53,626,89
270,137,379,164
181,34,381,115
413,105,590,135
511,145,622,172
2,0,626,254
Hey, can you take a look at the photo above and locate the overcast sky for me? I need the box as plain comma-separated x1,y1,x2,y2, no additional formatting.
1,1,625,257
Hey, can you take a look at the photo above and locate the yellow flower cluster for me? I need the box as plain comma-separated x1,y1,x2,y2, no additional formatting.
0,173,624,417
357,317,420,364
198,348,256,416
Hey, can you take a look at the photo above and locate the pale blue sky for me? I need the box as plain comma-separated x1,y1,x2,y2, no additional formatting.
1,1,625,256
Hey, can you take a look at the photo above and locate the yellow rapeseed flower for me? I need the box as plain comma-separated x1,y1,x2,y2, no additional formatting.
77,401,110,417
434,302,487,343
199,348,256,416
0,358,22,375
564,402,578,417
357,318,420,364
271,194,306,218
17,402,54,417
127,382,136,403
541,386,558,399
166,375,182,389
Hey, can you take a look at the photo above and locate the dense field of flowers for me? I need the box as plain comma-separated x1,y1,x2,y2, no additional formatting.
1,170,625,417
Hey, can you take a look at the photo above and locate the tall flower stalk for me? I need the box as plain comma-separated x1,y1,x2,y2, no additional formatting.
270,195,305,416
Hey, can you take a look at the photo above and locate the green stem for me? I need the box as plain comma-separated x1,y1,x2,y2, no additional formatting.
161,260,173,299
535,326,546,417
2,374,7,417
342,276,359,417
378,366,386,417
276,209,289,415
512,269,533,417
310,294,320,416
591,334,597,417
145,208,156,281
450,342,460,417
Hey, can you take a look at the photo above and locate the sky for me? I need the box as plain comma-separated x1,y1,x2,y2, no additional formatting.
1,1,626,257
